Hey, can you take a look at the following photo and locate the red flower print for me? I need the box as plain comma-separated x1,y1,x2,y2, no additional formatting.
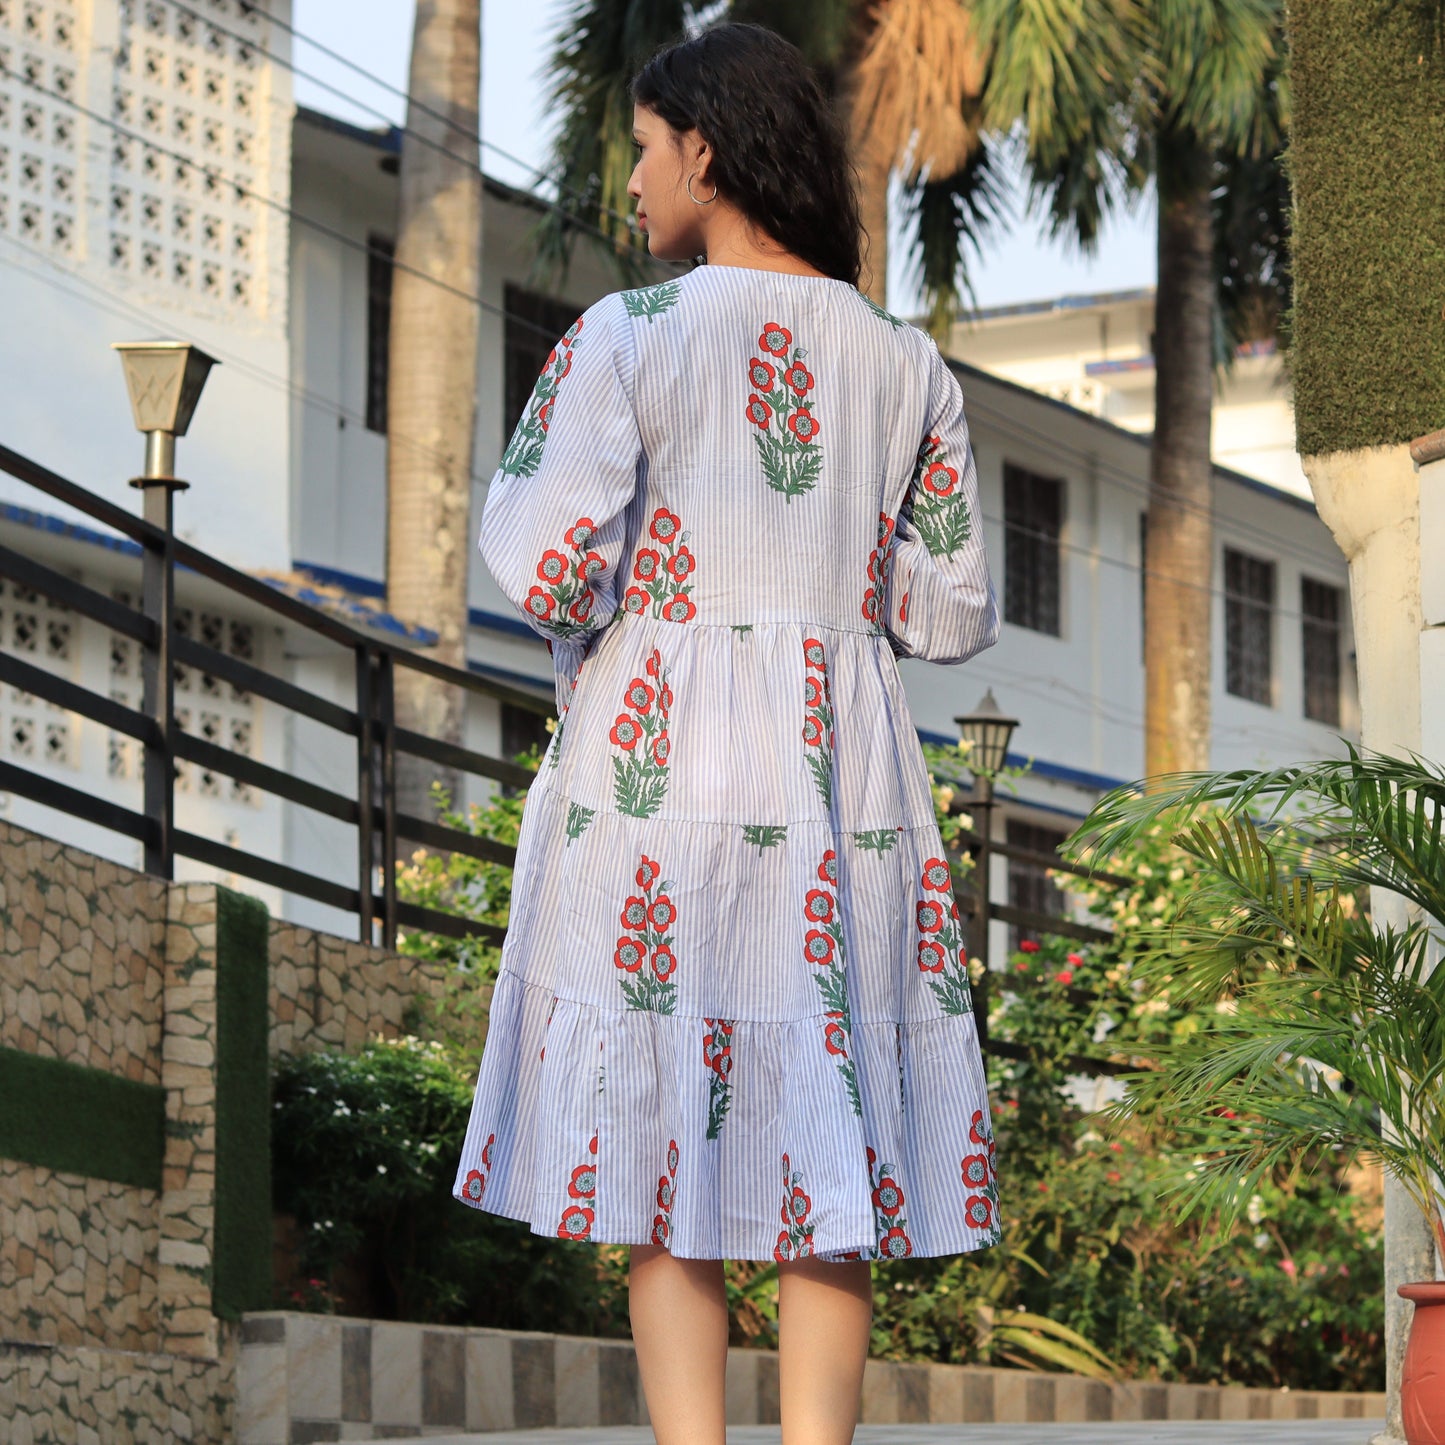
461,1169,486,1203
804,889,835,924
866,1146,877,1166
652,946,676,981
666,546,696,581
667,1140,679,1174
623,587,648,614
961,1153,990,1189
610,715,642,750
802,715,824,748
759,322,792,357
878,515,896,545
660,684,675,713
788,1186,812,1224
620,896,648,929
645,649,661,677
878,1226,913,1259
921,858,952,892
564,517,595,550
818,850,837,885
746,393,773,430
648,895,676,930
481,1135,494,1169
873,1174,904,1215
861,588,879,623
964,1195,993,1230
558,1205,594,1239
785,361,814,396
916,900,945,933
614,937,645,972
713,1051,733,1078
661,595,696,623
969,1109,989,1145
524,588,555,620
824,1018,849,1056
803,638,826,669
537,550,568,584
575,549,606,582
657,1176,675,1210
637,857,660,889
922,461,959,496
803,677,823,709
569,1163,597,1199
651,1215,670,1246
624,678,655,712
748,356,776,390
566,594,592,624
589,1132,599,1152
899,591,910,622
787,409,820,445
652,733,670,767
1019,939,1041,953
537,398,554,431
649,508,681,542
774,1231,795,1262
917,939,947,973
634,549,662,582
804,930,835,966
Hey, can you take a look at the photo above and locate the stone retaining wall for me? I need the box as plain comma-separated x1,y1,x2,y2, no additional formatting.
237,1311,1388,1442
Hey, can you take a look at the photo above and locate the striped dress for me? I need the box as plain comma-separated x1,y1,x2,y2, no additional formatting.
453,264,1002,1262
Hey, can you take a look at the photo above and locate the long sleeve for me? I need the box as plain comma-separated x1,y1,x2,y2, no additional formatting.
883,340,1000,664
479,292,642,707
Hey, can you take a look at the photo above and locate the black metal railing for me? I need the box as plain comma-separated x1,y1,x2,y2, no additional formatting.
0,442,551,950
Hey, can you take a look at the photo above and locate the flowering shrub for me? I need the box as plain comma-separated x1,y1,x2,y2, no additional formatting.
271,1036,628,1335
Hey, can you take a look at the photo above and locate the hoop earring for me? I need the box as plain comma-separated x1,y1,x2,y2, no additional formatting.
687,174,718,206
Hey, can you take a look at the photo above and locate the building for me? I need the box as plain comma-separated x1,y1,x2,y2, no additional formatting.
947,289,1308,498
0,0,1357,947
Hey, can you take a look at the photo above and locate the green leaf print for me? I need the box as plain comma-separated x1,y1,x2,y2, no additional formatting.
742,824,788,848
746,338,823,500
610,651,672,817
500,316,582,478
910,435,973,560
620,972,678,1014
852,829,898,852
731,623,754,635
613,755,668,818
565,801,595,843
927,967,975,1017
622,280,682,321
861,294,906,329
805,751,833,810
616,857,679,1015
704,1019,735,1141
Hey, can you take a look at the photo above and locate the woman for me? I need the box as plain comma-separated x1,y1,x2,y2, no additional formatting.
454,23,1000,1444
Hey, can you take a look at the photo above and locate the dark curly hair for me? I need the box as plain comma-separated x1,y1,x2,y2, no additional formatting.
630,23,862,287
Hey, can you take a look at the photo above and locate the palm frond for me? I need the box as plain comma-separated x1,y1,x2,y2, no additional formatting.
902,136,1009,337
852,0,985,182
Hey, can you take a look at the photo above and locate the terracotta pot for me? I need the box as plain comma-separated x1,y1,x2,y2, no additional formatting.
1400,1282,1445,1445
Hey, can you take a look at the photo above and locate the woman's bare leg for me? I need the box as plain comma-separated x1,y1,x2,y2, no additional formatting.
777,1258,873,1445
628,1243,729,1444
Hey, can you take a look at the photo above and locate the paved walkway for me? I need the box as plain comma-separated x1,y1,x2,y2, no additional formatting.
426,1423,1385,1444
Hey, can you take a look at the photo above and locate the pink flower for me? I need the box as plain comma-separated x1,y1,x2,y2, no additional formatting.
1054,969,1074,985
1281,1259,1298,1279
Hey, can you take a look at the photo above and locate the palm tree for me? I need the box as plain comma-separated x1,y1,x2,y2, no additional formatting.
386,0,484,815
971,0,1286,778
535,0,1000,310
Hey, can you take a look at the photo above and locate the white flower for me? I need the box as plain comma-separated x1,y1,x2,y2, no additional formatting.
1137,864,1154,878
1215,997,1239,1015
376,1164,388,1174
1151,897,1168,914
936,785,955,811
1125,915,1141,929
1169,867,1185,882
1254,1232,1271,1250
1247,1194,1266,1225
332,1104,352,1118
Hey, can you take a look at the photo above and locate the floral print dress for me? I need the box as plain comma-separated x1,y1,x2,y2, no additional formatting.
454,264,1001,1262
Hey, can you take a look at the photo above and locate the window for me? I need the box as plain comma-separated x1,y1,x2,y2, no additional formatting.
1224,548,1275,705
1302,577,1343,726
504,283,583,436
365,234,394,434
1003,464,1063,635
500,701,552,770
1006,819,1069,951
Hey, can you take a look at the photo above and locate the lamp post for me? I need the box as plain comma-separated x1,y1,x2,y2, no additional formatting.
112,341,218,878
954,689,1019,1045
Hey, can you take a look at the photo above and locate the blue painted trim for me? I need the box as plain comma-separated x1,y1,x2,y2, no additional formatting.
0,500,144,557
468,657,553,697
916,725,1128,795
957,287,1156,323
291,561,543,643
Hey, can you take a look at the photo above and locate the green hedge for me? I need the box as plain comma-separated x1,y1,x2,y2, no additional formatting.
1288,0,1445,454
0,1047,164,1190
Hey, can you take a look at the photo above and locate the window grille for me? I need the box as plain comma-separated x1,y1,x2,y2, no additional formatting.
1003,464,1063,636
1301,576,1343,726
1224,548,1275,705
1006,818,1068,952
365,233,393,434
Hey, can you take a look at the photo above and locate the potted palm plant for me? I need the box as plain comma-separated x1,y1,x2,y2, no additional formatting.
1067,749,1444,1440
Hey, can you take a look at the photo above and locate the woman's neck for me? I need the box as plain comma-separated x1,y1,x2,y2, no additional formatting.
699,209,829,279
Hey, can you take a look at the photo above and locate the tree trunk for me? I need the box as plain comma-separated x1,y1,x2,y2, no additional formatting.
386,0,482,819
1143,133,1215,778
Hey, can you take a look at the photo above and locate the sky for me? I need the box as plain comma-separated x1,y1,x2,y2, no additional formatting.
289,0,1159,314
